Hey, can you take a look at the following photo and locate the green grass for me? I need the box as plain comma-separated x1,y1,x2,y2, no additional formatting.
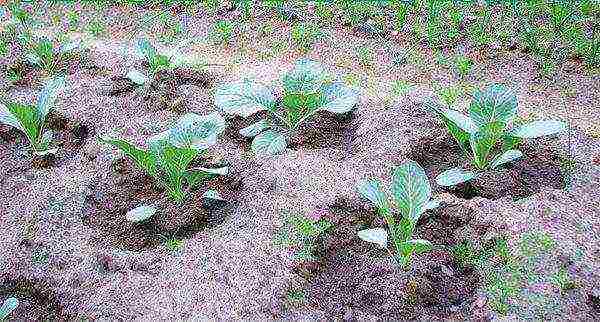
451,231,576,317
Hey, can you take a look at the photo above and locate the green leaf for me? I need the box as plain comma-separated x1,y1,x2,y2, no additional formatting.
126,69,150,85
239,119,270,138
0,297,18,320
0,102,26,132
391,160,432,221
149,133,198,198
282,59,326,95
185,166,228,188
401,239,433,255
469,121,504,169
136,37,157,61
319,82,359,114
436,167,476,186
35,76,65,124
490,149,522,169
168,112,226,151
357,228,388,249
469,84,517,127
125,205,156,222
100,136,157,176
510,120,567,139
426,100,476,152
8,103,40,146
357,179,388,209
214,79,275,117
33,130,55,154
251,130,287,155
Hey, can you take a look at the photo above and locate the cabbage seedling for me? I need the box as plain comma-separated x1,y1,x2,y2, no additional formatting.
214,59,359,155
426,84,567,187
126,37,187,86
100,112,228,222
0,76,65,156
0,297,18,320
25,36,81,75
357,161,439,269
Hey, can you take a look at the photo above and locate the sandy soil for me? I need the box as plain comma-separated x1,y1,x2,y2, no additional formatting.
1,3,599,321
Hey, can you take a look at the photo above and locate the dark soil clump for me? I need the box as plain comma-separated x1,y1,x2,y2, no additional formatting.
0,276,70,321
410,134,565,200
224,110,358,152
82,158,242,251
292,198,480,319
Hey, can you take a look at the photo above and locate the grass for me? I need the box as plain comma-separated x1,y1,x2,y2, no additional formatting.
452,231,578,317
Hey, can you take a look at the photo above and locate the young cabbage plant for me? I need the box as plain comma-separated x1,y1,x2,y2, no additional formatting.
357,161,439,269
126,37,188,86
214,59,359,155
25,36,81,75
0,297,18,320
426,84,567,187
100,112,228,222
0,76,65,156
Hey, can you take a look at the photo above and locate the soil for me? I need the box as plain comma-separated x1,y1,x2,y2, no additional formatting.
298,198,480,320
410,132,566,200
0,276,69,321
82,157,243,251
223,108,358,153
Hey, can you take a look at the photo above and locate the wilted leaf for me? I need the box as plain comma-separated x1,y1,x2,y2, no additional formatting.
58,39,80,53
357,228,388,249
441,108,479,134
202,189,225,201
424,200,440,211
490,149,523,169
126,69,150,85
510,120,567,139
136,37,156,61
239,119,270,138
126,205,156,222
436,168,476,186
0,297,18,320
391,160,432,221
185,167,228,188
214,80,275,117
0,102,25,132
251,130,286,155
319,82,359,114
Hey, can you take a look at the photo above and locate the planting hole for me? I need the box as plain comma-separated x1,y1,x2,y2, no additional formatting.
410,134,566,200
82,158,242,251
